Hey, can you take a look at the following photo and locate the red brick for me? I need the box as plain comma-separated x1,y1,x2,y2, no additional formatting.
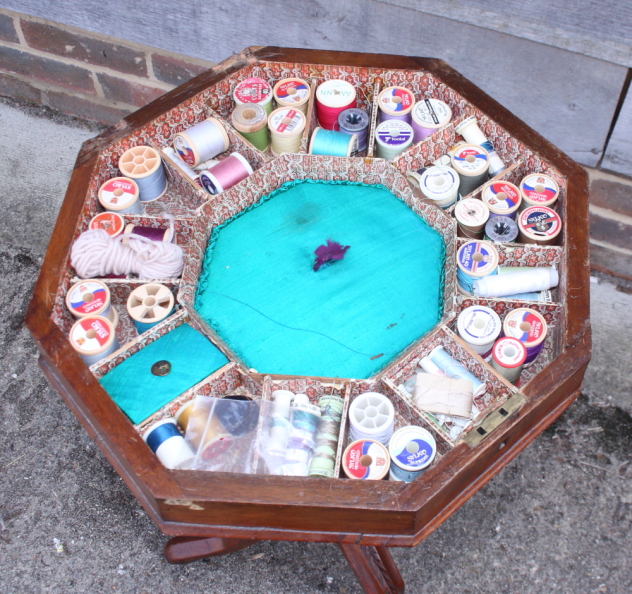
21,19,148,77
0,44,95,94
0,12,18,43
97,72,165,107
590,177,632,219
44,89,130,125
590,212,632,251
0,70,43,104
151,53,209,86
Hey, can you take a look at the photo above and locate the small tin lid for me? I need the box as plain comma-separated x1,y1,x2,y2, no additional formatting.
481,180,522,214
89,212,125,237
375,120,414,148
519,173,559,207
451,144,489,176
231,103,268,133
66,279,111,318
233,77,272,105
126,283,175,325
457,305,502,346
418,166,460,201
518,206,562,241
343,439,390,480
273,78,310,107
378,86,415,117
454,198,490,227
118,146,162,179
268,107,306,137
316,79,356,108
411,98,452,129
457,240,499,277
503,308,548,348
388,426,437,472
492,337,527,368
485,216,519,243
98,177,139,211
69,315,116,356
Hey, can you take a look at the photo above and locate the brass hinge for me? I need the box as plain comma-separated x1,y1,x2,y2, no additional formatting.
464,392,525,448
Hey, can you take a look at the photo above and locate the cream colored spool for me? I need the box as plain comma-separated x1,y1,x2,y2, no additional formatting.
481,180,522,217
269,107,306,155
378,86,415,118
273,78,310,113
517,206,562,245
69,315,120,365
98,177,141,214
65,279,118,327
118,146,168,202
126,283,175,331
519,173,560,209
231,103,268,134
454,198,490,238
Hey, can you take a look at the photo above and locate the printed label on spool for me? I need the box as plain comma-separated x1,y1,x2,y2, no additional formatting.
455,198,489,225
67,281,108,316
343,439,389,480
457,241,498,276
275,79,309,104
389,426,436,472
70,316,113,354
412,98,452,127
483,182,521,211
174,135,196,165
452,146,488,174
376,120,413,146
458,306,501,345
455,115,478,136
519,207,561,240
269,108,304,135
379,87,415,114
316,79,356,107
492,337,526,368
503,309,547,347
520,174,559,205
339,108,369,131
419,166,459,200
234,77,272,104
89,212,125,237
99,178,138,209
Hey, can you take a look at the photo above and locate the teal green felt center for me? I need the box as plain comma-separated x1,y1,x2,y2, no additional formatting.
195,180,444,378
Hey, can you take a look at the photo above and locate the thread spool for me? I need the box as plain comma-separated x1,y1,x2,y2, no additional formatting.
315,80,357,129
124,223,173,243
66,279,118,326
410,98,452,143
284,394,321,476
198,408,234,461
69,315,119,366
126,283,175,333
491,337,526,384
428,346,486,398
337,108,369,152
481,180,521,219
173,118,230,167
234,77,273,114
484,216,519,243
378,86,415,123
308,394,345,478
455,116,506,176
519,173,560,210
162,146,200,183
89,212,125,237
342,439,390,480
348,392,394,446
451,144,490,196
409,166,459,209
98,177,142,215
457,305,502,359
143,418,195,469
118,146,168,203
503,308,548,366
473,267,559,298
518,206,562,245
174,400,196,432
309,127,358,157
268,107,306,155
267,390,294,455
199,153,253,195
231,103,270,152
419,355,446,376
388,426,437,482
273,78,310,114
454,198,490,239
375,120,413,160
456,240,499,295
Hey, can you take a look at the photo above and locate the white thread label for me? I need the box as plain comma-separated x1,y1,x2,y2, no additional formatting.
100,178,137,208
412,98,451,127
71,317,111,353
234,77,272,104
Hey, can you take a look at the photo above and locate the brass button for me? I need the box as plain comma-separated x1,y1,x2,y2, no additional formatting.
151,360,171,376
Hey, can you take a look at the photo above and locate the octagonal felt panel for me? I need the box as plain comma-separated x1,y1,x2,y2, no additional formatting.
195,180,445,378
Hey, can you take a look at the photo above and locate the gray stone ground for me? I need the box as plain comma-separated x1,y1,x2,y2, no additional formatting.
0,99,631,594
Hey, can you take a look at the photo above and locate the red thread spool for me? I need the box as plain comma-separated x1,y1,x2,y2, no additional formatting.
315,80,357,130
199,153,253,195
124,224,174,243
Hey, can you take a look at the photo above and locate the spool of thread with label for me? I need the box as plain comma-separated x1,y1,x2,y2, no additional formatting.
126,283,175,333
118,146,168,203
388,426,437,482
199,153,253,195
454,198,490,239
124,223,173,243
162,147,200,184
518,206,562,245
268,107,306,155
491,337,526,384
473,267,559,298
410,98,452,143
143,418,195,469
481,180,522,219
484,216,518,243
343,439,390,480
89,212,125,238
451,144,490,197
375,120,414,160
233,77,273,114
315,79,357,130
411,166,460,209
66,279,118,327
273,78,310,114
173,118,230,167
284,394,321,476
309,127,358,157
98,177,142,215
455,116,505,176
348,392,394,446
456,240,499,295
69,315,120,366
519,173,559,210
337,108,369,152
457,305,502,359
231,103,270,152
308,394,345,478
378,86,415,123
428,346,486,398
503,308,548,365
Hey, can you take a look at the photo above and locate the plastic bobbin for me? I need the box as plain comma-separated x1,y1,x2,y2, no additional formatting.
66,279,118,327
273,78,311,113
118,146,168,203
519,173,560,210
89,212,125,237
126,283,175,334
69,315,120,366
348,392,395,446
342,439,390,480
388,426,437,482
518,206,562,245
481,180,522,219
98,177,142,215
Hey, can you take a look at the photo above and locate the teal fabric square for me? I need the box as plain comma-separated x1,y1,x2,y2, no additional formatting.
100,324,229,424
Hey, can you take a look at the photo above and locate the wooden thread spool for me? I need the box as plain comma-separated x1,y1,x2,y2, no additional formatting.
173,118,230,167
491,337,527,384
519,173,560,210
69,315,120,366
481,180,522,219
118,146,168,203
451,144,490,197
98,177,142,215
502,308,548,366
126,283,175,334
517,206,562,245
457,305,502,359
231,103,270,151
454,198,490,239
410,98,452,143
343,439,390,480
273,78,310,114
378,86,415,123
234,77,273,114
66,279,118,327
268,107,306,155
89,212,125,238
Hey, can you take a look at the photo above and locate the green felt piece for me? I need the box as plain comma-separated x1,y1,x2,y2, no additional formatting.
195,179,445,379
99,324,229,424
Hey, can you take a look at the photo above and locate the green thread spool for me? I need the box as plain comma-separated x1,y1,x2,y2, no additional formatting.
231,103,270,152
308,394,345,478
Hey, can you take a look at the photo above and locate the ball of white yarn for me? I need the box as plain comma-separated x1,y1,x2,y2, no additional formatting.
71,228,184,279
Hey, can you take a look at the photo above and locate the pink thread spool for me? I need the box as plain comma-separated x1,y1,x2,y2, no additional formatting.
199,153,253,195
124,223,174,243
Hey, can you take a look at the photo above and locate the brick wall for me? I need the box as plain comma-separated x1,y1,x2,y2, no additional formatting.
0,8,213,124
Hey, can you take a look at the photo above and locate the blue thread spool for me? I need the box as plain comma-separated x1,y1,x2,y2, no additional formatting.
118,146,168,203
69,315,120,366
388,426,436,482
98,177,142,215
309,127,358,157
456,240,499,295
126,283,175,334
338,108,369,152
143,418,195,469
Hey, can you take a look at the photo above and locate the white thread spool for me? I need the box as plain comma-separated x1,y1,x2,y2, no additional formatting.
451,144,490,197
457,305,502,359
378,86,415,123
410,98,452,143
269,107,306,155
348,392,394,446
491,337,526,384
234,77,273,114
98,177,142,215
88,212,125,238
481,180,522,219
518,206,562,245
375,120,414,160
411,166,460,209
343,439,390,480
126,283,175,333
388,426,437,482
273,78,310,114
455,116,505,176
173,118,230,167
69,315,119,366
198,153,253,195
268,390,294,453
118,146,167,203
454,198,490,239
473,267,559,298
519,173,560,210
66,279,118,327
143,418,196,469
162,146,200,183
456,240,499,296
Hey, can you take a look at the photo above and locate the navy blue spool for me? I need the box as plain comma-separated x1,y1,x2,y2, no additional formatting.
146,421,181,453
338,108,369,152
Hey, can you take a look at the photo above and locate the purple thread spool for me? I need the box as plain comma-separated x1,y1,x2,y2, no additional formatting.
378,86,415,124
124,223,174,243
502,308,548,366
410,98,452,143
